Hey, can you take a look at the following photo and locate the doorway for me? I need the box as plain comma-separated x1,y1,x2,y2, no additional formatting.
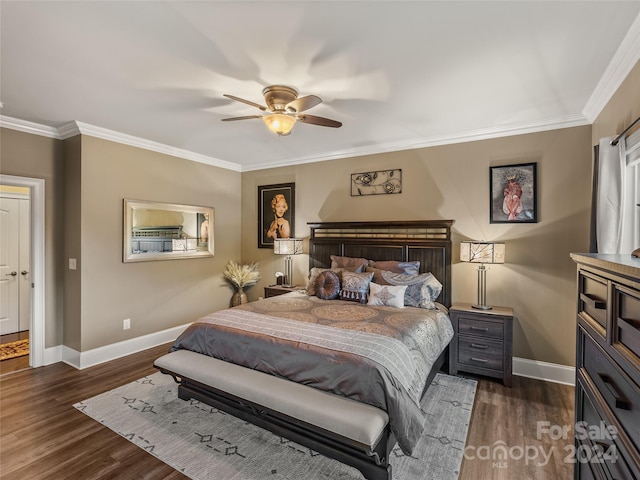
0,189,31,372
0,174,45,370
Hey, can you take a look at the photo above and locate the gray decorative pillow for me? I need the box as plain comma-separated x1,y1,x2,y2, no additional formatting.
377,271,442,309
368,260,420,275
367,282,407,308
339,271,374,304
330,255,368,273
314,270,341,300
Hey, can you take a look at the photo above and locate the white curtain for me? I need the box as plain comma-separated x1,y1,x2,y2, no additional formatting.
596,130,640,254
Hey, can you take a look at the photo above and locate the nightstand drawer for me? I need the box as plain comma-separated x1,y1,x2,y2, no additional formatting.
458,316,504,340
458,336,503,371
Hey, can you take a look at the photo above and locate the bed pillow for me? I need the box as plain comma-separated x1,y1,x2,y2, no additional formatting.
306,267,330,295
339,271,374,303
314,270,341,300
372,270,442,309
330,255,368,273
367,282,407,308
367,260,420,276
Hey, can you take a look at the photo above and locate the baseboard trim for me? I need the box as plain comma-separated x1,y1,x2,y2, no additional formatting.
513,357,575,386
55,323,191,370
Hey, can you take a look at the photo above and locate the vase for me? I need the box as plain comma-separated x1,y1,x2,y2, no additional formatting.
230,288,248,307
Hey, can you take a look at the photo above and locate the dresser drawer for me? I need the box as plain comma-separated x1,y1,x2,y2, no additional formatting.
579,380,635,480
582,332,640,454
458,336,503,371
458,316,504,340
615,285,640,369
579,270,608,331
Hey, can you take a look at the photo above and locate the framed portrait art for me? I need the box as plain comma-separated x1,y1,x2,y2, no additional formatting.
490,162,538,223
258,182,295,249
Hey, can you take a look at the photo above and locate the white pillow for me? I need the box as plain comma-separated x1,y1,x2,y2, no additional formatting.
367,282,407,308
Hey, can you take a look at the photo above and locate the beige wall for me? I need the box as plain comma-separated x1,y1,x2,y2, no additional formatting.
73,136,242,351
242,125,593,367
0,128,65,347
1,129,242,352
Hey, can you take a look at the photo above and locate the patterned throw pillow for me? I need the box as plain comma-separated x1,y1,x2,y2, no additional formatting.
314,270,341,300
375,271,442,309
339,271,374,303
367,282,407,308
330,255,368,272
367,260,420,275
306,267,330,296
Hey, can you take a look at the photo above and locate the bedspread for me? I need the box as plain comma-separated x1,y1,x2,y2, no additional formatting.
170,293,453,454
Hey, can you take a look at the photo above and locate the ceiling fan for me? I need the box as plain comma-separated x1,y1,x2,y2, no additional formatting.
221,85,342,136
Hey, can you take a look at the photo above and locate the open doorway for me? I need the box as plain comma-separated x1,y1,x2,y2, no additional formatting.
0,174,45,371
0,186,31,372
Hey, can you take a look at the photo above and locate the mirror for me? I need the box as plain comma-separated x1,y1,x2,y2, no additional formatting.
123,199,214,263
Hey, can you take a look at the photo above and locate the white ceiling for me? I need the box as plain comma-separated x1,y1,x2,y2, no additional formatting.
1,1,639,171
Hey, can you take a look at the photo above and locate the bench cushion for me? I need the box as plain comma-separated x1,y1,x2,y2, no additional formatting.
155,350,389,448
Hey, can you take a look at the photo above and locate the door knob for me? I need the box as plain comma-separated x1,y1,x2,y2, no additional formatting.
21,271,29,275
5,271,17,276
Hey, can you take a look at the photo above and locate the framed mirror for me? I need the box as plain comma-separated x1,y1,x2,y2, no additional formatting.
123,199,214,263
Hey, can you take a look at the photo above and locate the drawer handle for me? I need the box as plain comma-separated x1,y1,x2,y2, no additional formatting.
470,326,489,332
580,293,606,309
470,357,489,363
470,343,489,349
597,373,631,410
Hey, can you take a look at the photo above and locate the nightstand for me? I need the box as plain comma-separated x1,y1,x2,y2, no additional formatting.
448,302,513,387
264,285,299,298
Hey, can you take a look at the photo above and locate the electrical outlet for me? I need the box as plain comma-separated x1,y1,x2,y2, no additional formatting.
123,318,131,330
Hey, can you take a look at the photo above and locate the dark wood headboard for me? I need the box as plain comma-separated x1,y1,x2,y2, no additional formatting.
307,220,454,307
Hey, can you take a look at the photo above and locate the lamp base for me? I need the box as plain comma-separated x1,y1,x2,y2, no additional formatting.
472,304,493,310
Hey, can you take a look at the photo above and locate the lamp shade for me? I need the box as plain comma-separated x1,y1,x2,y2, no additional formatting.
263,114,296,136
460,241,505,264
273,238,303,255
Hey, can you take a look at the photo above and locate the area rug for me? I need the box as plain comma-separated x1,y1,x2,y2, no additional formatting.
0,339,29,361
75,371,476,480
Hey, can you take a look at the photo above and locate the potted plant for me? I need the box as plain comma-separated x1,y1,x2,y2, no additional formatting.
223,261,261,306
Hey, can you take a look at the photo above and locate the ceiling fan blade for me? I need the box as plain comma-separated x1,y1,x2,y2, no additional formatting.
221,115,263,122
285,95,322,113
223,94,267,111
296,114,342,128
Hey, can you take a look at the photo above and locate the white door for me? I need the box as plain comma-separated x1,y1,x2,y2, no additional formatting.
0,197,20,335
19,198,30,332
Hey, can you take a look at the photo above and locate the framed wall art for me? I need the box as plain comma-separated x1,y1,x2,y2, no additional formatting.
490,162,538,223
258,182,295,249
351,169,402,196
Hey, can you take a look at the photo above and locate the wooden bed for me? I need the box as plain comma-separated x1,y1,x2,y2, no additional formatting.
155,220,454,480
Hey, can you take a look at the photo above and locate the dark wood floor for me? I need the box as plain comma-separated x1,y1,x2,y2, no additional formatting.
0,343,574,479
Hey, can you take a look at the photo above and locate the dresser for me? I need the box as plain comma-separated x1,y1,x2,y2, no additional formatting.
571,253,640,480
448,302,513,387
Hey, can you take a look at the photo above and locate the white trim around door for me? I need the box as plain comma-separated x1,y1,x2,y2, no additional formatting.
0,174,45,367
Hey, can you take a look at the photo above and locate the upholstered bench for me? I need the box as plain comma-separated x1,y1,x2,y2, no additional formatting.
154,349,394,480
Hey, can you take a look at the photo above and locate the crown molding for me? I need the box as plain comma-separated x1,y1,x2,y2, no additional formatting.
0,115,61,138
242,113,591,171
70,121,242,172
583,12,640,122
0,117,242,172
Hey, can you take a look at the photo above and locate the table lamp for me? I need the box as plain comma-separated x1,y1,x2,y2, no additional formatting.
460,240,505,310
273,238,303,287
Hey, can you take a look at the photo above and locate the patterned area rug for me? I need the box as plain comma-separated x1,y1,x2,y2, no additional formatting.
75,371,476,480
0,339,29,361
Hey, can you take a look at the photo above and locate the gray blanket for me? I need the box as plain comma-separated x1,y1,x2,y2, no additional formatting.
170,295,453,454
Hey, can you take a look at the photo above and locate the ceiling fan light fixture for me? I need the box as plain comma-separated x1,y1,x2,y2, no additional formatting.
263,113,296,136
